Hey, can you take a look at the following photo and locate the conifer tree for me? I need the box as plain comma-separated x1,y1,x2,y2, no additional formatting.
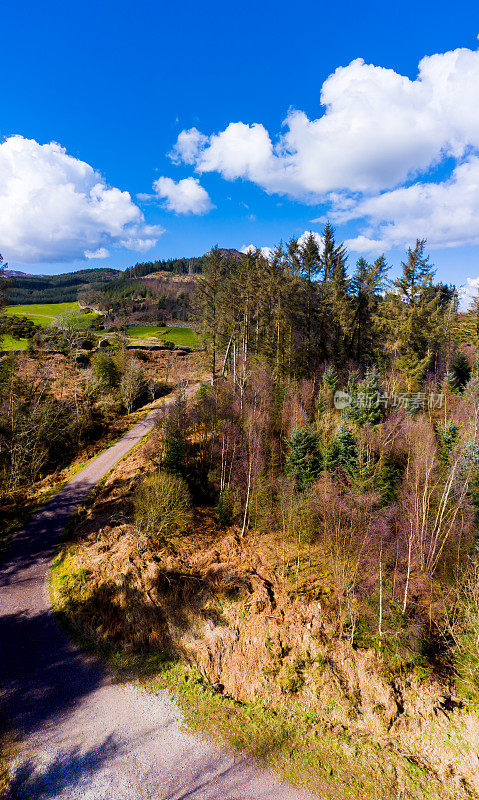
196,247,227,381
285,429,322,491
384,240,441,387
320,223,350,365
350,255,388,365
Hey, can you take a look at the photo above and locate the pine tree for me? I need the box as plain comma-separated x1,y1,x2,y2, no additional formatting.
331,423,358,476
383,240,441,387
349,255,388,365
285,429,322,491
195,247,227,381
320,223,350,366
447,351,471,392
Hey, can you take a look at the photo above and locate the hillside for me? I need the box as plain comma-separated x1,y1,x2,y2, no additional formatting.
6,267,121,304
4,249,244,310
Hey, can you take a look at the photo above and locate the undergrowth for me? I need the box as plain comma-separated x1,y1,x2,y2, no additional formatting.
50,546,471,800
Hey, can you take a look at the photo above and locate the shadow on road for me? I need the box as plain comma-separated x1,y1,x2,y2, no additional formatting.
0,608,104,741
161,750,294,800
5,734,120,799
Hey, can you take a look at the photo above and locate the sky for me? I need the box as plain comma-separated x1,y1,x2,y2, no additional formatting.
2,0,479,298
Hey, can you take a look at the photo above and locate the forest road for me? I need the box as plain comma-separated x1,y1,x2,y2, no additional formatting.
0,385,315,800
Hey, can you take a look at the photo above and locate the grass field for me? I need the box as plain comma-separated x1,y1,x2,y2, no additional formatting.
127,325,198,348
0,334,28,351
4,302,87,326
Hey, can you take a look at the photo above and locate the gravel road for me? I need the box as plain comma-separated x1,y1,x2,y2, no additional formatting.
0,388,315,799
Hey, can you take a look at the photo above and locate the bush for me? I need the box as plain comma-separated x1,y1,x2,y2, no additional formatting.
134,472,192,546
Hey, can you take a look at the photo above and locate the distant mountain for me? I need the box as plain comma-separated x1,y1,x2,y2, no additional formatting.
205,248,245,261
4,269,47,278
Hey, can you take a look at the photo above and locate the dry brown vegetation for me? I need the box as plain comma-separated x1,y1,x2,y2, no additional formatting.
52,377,479,798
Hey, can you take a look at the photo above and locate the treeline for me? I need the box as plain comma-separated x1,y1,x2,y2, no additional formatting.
126,254,208,279
197,226,459,385
6,268,121,305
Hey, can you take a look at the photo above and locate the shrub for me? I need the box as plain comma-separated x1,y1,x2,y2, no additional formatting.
134,472,192,546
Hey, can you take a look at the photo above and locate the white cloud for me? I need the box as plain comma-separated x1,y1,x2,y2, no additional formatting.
84,247,110,259
0,136,163,263
241,230,323,260
458,276,479,310
337,156,479,252
153,176,213,215
240,243,274,260
171,43,479,252
170,128,208,165
297,230,324,252
173,45,479,201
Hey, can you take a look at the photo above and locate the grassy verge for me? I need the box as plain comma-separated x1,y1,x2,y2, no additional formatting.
50,542,461,800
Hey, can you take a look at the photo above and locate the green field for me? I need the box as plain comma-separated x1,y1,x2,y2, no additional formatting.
127,325,198,348
4,302,90,326
0,334,28,351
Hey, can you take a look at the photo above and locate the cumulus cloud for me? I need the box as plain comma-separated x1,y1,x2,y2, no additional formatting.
0,136,163,263
172,43,479,251
241,231,323,260
153,175,213,215
170,128,208,165
173,45,479,200
240,243,274,260
339,156,479,252
85,247,110,259
457,276,479,310
297,230,324,252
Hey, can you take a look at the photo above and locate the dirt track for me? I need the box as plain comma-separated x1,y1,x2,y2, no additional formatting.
0,388,314,799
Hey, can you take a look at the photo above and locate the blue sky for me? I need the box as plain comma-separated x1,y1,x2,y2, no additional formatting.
1,0,479,295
